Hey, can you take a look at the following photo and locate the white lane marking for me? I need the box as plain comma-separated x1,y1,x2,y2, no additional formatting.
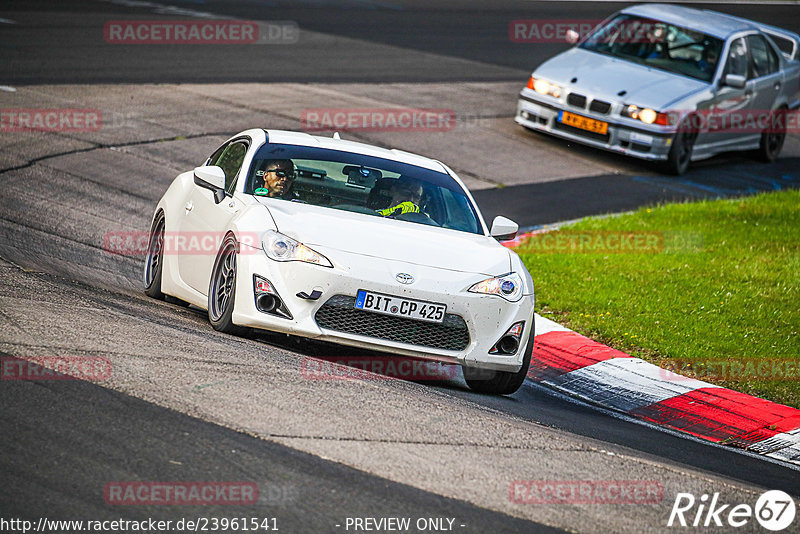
752,426,800,456
0,86,17,92
547,357,719,413
764,428,800,465
0,18,17,24
534,313,571,336
525,379,800,470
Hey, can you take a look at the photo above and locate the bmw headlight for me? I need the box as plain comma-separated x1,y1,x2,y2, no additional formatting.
468,272,524,302
622,105,670,126
262,230,333,268
527,76,562,99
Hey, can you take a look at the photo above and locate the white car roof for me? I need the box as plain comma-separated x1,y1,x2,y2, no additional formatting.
263,129,448,173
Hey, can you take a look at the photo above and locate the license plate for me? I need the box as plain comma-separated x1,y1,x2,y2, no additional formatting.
559,111,609,134
355,290,446,324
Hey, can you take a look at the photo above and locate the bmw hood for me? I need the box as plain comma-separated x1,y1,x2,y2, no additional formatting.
534,48,708,110
259,200,510,275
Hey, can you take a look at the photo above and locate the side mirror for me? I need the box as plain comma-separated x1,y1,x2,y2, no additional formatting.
490,216,519,241
193,165,226,204
565,29,580,45
723,74,746,89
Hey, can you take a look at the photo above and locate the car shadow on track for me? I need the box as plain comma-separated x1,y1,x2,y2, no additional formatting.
251,330,472,391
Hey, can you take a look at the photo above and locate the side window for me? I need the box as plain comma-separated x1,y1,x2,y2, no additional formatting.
214,141,248,191
440,189,478,234
724,38,749,78
748,34,779,78
207,143,227,166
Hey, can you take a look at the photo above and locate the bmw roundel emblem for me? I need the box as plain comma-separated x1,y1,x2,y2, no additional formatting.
395,273,414,284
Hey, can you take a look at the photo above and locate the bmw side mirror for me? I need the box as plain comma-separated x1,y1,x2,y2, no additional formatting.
723,74,746,89
490,216,519,241
193,165,227,204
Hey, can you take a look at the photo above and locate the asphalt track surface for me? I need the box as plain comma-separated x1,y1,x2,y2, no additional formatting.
1,1,800,533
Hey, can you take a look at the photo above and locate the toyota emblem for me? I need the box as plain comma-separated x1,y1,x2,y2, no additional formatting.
395,273,414,284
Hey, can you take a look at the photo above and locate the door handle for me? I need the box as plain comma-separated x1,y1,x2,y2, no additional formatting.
774,82,781,90
185,201,193,212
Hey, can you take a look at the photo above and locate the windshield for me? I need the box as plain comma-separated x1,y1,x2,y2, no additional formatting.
245,143,483,235
579,15,724,82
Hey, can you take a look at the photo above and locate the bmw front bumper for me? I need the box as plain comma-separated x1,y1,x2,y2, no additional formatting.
515,89,676,162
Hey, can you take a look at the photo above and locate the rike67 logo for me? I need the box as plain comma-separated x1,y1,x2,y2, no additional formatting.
668,490,796,531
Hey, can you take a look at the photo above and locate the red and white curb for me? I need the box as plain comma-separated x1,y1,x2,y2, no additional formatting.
531,314,800,467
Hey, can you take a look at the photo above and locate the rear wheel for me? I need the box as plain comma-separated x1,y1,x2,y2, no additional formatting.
143,213,165,300
208,234,247,336
754,107,786,162
463,330,533,395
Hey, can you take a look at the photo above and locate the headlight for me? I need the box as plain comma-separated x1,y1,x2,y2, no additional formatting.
468,272,524,302
527,77,562,98
622,105,670,125
261,230,333,268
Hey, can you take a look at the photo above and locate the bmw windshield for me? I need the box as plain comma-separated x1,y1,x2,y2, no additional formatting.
579,15,724,82
245,143,483,235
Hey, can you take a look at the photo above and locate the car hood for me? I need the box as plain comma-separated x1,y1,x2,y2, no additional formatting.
259,200,510,275
535,48,708,110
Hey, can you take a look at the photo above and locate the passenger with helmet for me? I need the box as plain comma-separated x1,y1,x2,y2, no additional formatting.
377,176,424,217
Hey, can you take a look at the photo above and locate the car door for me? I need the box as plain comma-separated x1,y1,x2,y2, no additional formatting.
700,36,758,150
178,139,248,295
747,33,784,127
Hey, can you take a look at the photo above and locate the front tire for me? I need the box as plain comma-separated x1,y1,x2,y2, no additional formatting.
664,120,696,175
208,234,247,336
463,331,533,395
143,213,165,300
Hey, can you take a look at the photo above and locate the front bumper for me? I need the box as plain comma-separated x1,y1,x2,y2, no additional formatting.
515,89,676,162
232,243,535,372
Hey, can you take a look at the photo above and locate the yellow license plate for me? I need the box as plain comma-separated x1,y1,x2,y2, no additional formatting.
559,111,608,135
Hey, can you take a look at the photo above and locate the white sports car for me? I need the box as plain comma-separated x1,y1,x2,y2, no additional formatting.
144,129,535,394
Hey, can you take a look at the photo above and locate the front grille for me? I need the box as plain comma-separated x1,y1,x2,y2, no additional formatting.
567,93,587,109
589,99,611,114
315,295,470,351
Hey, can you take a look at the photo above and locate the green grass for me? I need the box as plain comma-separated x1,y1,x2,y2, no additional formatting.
517,189,800,408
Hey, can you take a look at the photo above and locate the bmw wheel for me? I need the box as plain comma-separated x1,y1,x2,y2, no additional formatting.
665,119,696,175
755,107,786,163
